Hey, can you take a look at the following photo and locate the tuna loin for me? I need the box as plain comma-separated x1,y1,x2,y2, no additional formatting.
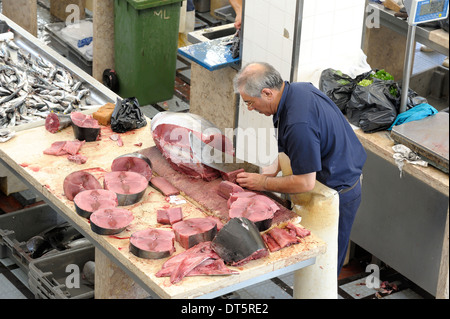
63,170,102,201
155,242,238,284
150,112,234,181
220,168,245,183
217,180,244,199
172,218,217,249
211,217,268,266
150,176,179,196
129,228,175,259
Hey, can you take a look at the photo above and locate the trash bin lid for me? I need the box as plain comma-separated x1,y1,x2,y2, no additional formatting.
124,0,183,10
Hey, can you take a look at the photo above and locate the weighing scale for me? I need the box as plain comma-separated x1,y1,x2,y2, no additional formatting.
401,0,449,112
391,0,449,172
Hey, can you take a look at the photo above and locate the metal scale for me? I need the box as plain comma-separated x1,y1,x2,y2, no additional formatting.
391,0,449,172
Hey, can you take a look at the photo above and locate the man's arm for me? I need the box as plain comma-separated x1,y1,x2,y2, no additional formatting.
236,171,316,194
229,0,242,30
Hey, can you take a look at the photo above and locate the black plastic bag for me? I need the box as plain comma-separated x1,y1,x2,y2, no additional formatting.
319,69,355,112
319,69,371,112
346,78,399,133
111,97,147,133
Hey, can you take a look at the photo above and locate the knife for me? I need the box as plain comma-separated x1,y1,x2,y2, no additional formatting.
188,131,260,174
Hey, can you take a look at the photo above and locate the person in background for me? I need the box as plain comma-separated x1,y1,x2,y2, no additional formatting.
229,0,242,30
233,62,367,275
179,0,195,47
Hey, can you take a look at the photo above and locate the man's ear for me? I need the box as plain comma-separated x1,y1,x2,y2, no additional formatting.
261,88,273,99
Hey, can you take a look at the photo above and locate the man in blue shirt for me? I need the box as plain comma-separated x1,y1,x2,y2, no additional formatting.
233,62,367,275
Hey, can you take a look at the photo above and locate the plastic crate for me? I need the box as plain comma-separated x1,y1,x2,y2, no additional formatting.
28,245,95,299
0,204,66,273
214,5,236,22
43,20,93,75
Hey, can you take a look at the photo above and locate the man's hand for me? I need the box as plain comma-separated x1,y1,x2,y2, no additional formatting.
235,172,267,191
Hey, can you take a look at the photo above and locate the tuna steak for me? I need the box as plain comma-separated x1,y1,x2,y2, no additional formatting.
129,228,175,259
211,217,268,266
63,170,102,201
111,153,152,181
45,113,72,133
73,189,118,218
172,218,217,249
89,207,134,235
70,112,100,142
228,192,278,231
150,111,234,181
103,171,148,206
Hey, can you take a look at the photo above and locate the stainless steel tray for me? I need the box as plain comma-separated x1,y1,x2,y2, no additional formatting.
0,13,119,132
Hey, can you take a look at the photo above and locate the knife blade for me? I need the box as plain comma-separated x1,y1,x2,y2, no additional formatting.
188,131,260,174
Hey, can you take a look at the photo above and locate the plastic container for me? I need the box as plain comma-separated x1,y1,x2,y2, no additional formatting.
114,0,183,105
214,5,236,22
0,204,66,273
44,20,93,75
28,245,95,299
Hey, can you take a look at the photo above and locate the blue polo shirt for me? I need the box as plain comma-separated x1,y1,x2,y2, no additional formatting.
273,82,367,191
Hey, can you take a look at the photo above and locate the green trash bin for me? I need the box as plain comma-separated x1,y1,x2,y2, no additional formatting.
114,0,183,106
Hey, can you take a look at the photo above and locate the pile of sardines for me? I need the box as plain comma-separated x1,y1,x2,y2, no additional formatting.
0,39,91,129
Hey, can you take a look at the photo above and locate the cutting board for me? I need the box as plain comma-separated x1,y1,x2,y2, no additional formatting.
178,37,239,71
391,112,449,172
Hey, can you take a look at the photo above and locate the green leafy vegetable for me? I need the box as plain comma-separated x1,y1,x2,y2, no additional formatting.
337,79,350,85
371,69,394,81
357,79,373,87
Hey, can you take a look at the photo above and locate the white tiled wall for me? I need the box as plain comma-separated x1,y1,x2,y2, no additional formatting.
236,0,296,166
298,0,367,86
236,0,367,166
242,0,297,79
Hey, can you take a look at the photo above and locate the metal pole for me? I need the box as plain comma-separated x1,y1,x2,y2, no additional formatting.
400,23,417,113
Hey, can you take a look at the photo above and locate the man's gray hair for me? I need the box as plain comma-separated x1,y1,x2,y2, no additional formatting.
233,62,284,97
